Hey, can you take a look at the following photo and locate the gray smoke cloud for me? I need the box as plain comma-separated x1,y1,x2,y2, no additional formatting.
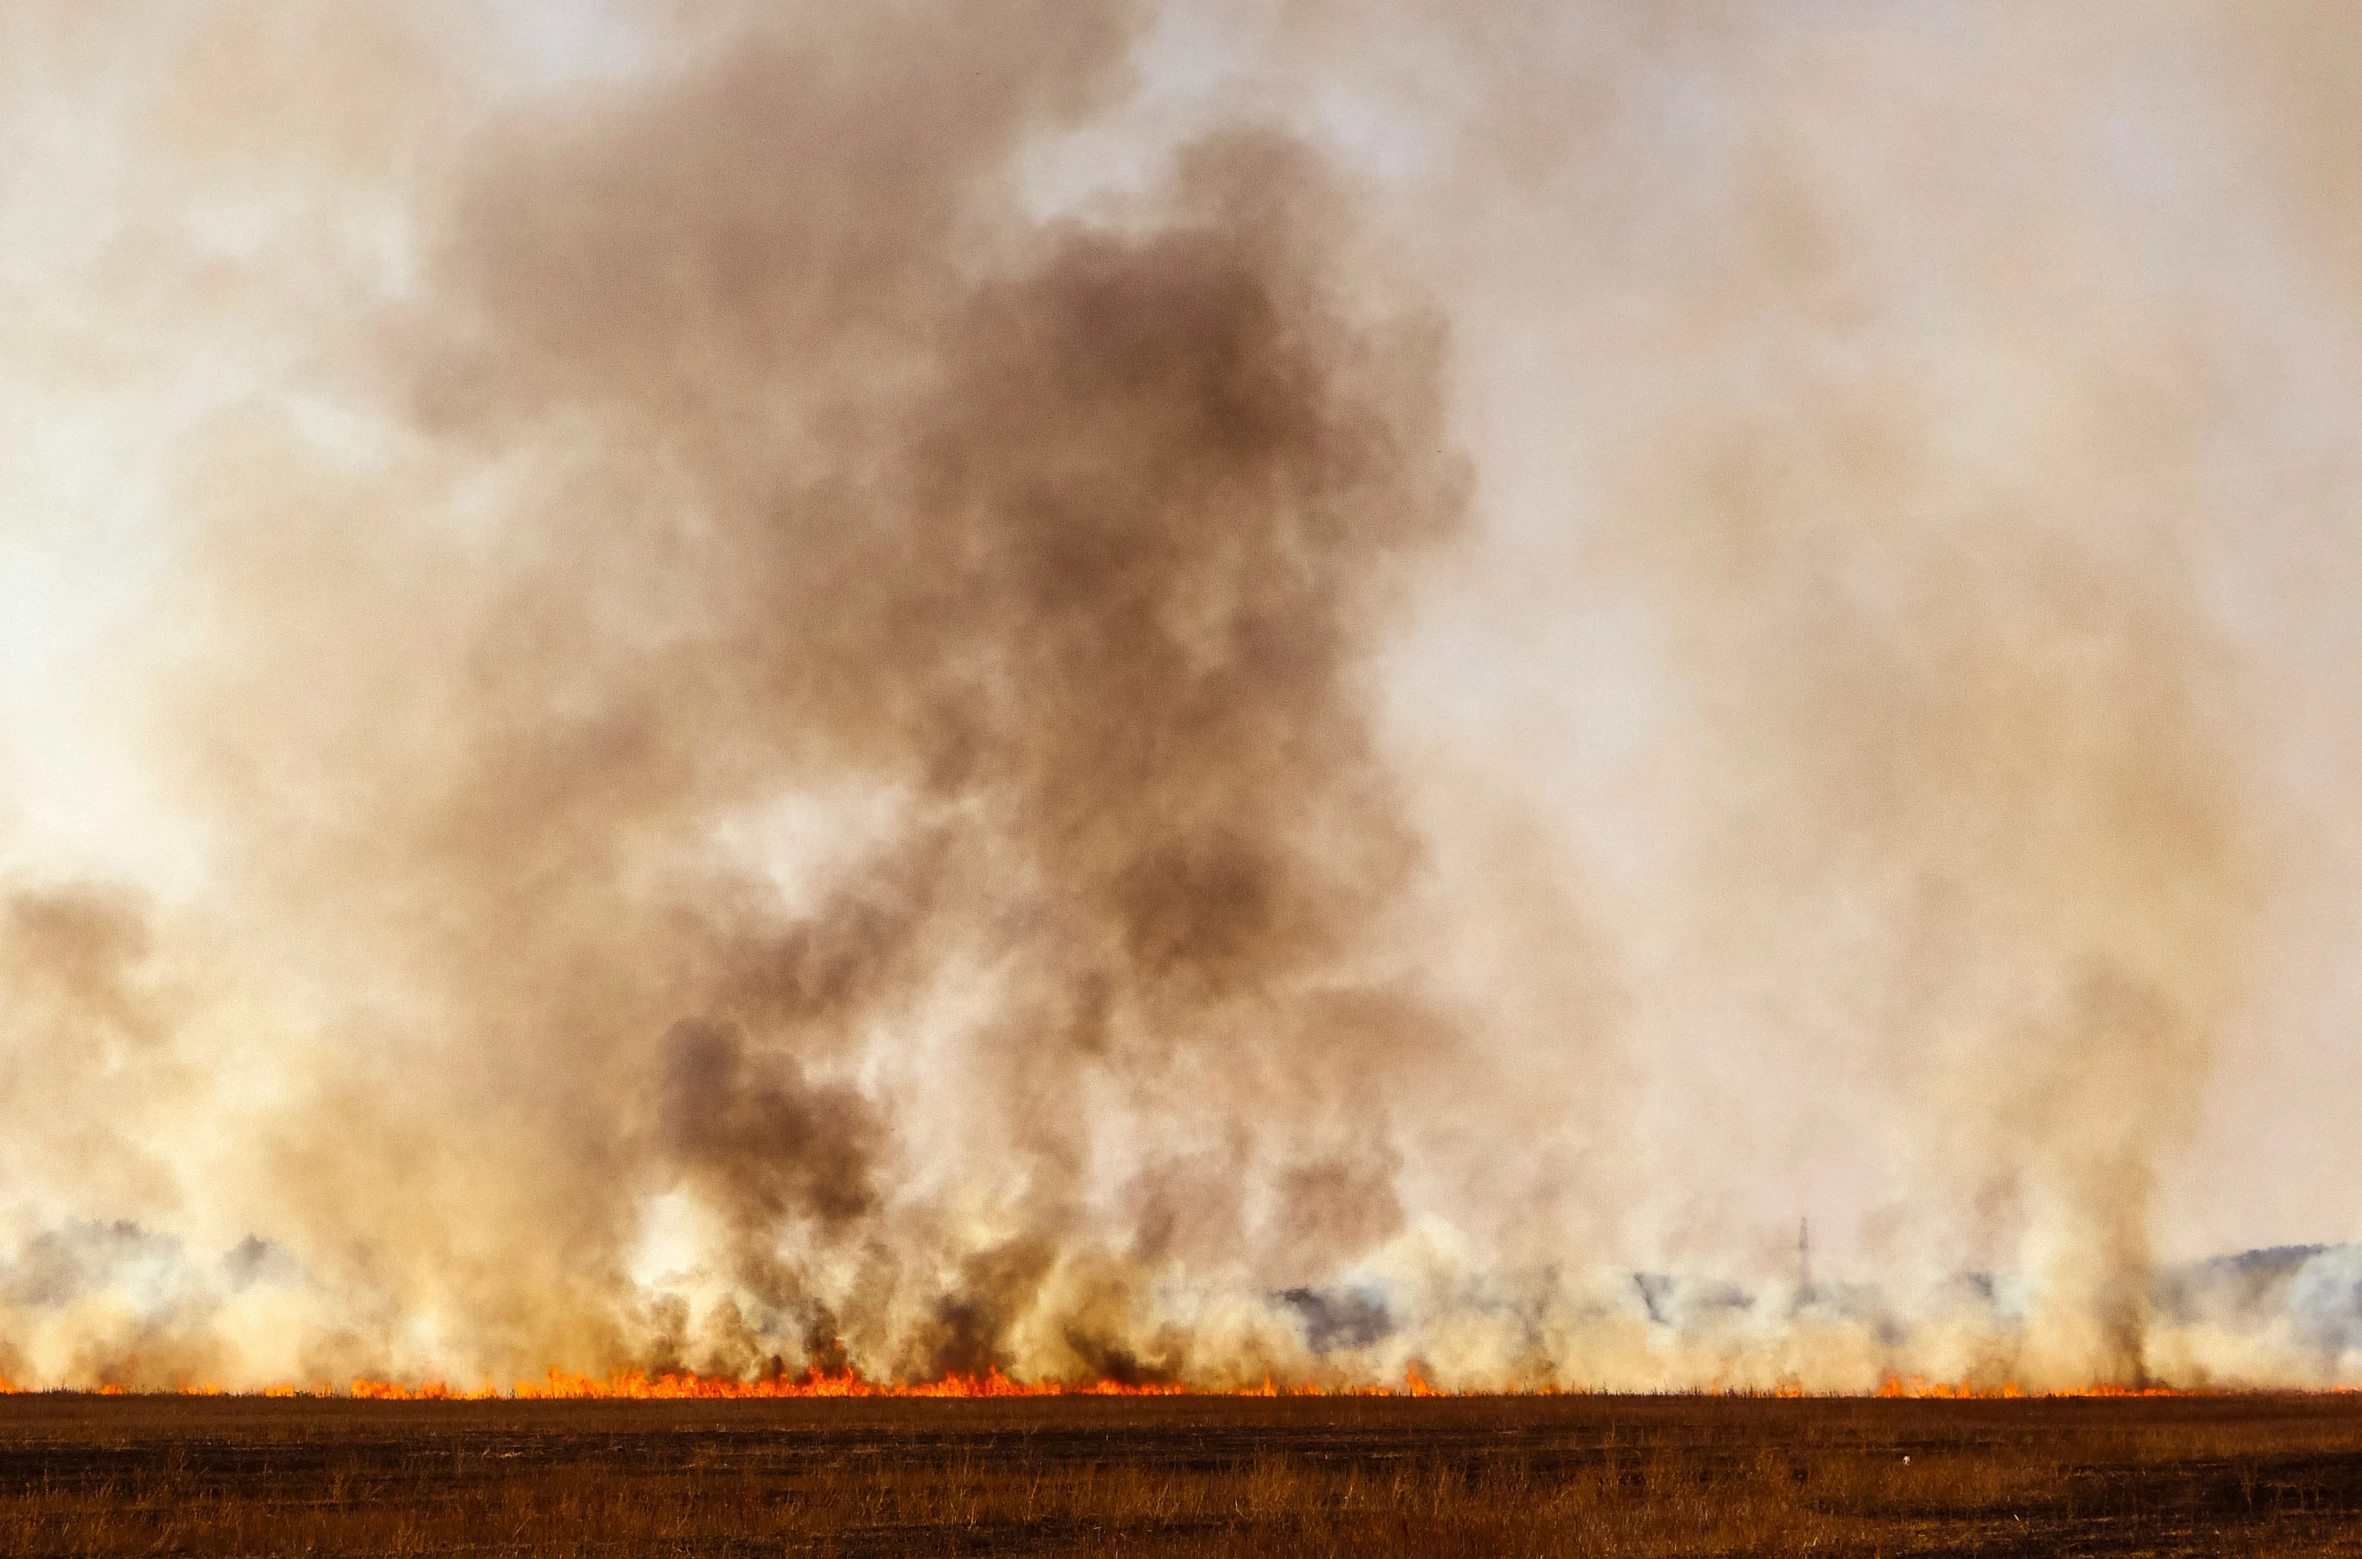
0,0,2356,1392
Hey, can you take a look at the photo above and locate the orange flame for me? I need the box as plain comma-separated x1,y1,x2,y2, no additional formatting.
336,1366,1417,1401
1873,1374,2191,1400
1,1365,1454,1399
6,1365,2334,1400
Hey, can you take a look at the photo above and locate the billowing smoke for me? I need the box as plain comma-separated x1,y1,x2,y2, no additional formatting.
2,1,2359,1392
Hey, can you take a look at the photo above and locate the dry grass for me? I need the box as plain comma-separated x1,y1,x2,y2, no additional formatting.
1,1393,2358,1555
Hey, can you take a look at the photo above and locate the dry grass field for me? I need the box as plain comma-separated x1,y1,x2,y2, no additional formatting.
0,1392,2358,1556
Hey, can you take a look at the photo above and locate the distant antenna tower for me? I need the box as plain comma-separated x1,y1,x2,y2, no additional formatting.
1798,1217,1812,1297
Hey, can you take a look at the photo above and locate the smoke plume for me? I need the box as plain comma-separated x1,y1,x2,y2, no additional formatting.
1,0,2357,1391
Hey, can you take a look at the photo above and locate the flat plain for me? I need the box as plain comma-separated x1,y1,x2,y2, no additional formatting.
2,1391,2359,1556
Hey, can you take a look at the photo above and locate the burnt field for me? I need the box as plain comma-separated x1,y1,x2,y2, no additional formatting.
2,1393,2360,1557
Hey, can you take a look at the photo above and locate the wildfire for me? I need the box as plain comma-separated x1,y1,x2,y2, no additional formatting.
342,1366,1423,1401
1873,1375,2190,1400
0,1365,2301,1400
0,1366,1428,1401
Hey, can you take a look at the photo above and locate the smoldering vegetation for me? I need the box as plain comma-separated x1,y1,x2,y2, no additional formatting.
4,0,2362,1393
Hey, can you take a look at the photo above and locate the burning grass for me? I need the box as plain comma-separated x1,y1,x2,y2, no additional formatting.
1,1392,2359,1556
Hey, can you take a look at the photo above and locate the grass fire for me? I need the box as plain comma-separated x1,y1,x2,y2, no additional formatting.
6,0,2362,1552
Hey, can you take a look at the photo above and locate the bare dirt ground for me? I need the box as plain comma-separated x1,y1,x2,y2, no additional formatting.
1,1391,2359,1556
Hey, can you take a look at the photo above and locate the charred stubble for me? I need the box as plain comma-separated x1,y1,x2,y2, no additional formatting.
3,1395,2362,1558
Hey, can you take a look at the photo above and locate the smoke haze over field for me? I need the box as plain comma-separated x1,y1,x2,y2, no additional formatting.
3,1,2362,1392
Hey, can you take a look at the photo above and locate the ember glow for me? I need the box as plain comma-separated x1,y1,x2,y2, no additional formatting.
4,1,2362,1398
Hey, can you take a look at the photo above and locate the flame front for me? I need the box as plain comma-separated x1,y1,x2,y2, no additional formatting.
10,1368,2331,1402
7,0,2361,1406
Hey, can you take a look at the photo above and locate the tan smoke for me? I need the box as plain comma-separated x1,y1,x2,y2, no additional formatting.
0,0,2352,1392
1375,1,2307,1388
96,0,1472,1387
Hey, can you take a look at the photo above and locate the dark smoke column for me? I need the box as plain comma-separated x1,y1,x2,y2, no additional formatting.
172,4,1471,1386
